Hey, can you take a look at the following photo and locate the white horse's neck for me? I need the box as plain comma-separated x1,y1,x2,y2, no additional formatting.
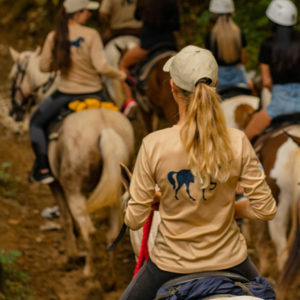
27,53,58,103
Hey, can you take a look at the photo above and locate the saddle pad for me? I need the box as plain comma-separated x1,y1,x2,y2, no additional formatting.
68,98,119,112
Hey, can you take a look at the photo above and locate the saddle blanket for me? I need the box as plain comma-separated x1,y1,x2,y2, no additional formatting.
155,275,276,300
68,98,119,112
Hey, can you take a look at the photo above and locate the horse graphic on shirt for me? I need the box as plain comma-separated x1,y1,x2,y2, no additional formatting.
70,37,84,48
167,169,196,201
168,169,217,201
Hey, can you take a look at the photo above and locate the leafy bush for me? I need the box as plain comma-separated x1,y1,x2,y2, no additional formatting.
0,162,19,199
0,250,34,300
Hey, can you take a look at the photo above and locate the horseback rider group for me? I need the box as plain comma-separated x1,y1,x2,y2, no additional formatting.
17,0,299,298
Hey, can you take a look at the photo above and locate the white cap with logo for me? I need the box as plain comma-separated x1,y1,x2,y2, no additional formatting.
163,45,218,92
63,0,99,14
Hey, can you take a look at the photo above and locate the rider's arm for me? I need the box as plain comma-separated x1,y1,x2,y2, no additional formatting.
241,48,246,65
238,132,277,220
240,30,247,64
99,0,111,24
39,31,55,73
125,141,156,230
90,30,126,80
260,63,273,91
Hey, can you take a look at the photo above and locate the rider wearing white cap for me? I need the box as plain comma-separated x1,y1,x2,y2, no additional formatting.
99,0,142,44
120,45,276,300
29,0,128,183
245,0,300,141
205,0,249,89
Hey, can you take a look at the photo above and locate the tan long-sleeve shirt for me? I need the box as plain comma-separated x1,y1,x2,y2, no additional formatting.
125,125,276,273
100,0,141,30
40,24,126,94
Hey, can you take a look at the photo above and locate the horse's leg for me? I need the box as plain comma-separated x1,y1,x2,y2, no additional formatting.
251,220,271,275
65,191,96,278
185,184,196,201
268,191,291,271
103,203,121,290
49,181,78,259
139,109,153,133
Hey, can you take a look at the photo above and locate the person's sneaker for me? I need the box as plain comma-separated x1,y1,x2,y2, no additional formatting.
123,98,138,119
29,169,55,184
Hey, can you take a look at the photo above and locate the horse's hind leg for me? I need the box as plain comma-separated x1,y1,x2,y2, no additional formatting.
49,182,78,259
268,191,291,271
103,203,121,290
65,191,96,278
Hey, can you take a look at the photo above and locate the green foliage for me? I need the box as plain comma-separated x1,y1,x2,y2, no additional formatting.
186,0,300,71
0,163,18,199
0,250,34,300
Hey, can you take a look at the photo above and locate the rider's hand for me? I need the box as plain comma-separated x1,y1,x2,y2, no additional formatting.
151,190,161,211
125,75,137,87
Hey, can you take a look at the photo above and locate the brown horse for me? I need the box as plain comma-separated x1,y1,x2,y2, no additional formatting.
138,55,179,132
103,36,178,133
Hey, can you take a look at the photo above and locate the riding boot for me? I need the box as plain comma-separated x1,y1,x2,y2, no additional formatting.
244,108,271,141
30,143,54,184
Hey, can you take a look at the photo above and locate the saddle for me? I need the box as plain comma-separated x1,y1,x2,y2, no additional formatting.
253,113,300,152
155,271,275,300
130,43,177,112
48,98,119,141
218,85,252,101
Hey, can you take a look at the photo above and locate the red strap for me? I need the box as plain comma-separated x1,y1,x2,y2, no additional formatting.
132,210,154,278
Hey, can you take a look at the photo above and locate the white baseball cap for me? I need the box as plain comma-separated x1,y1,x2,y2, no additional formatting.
163,45,218,92
266,0,298,26
63,0,99,14
209,0,235,14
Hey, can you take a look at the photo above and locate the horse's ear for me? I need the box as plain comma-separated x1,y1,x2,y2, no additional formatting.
120,163,132,192
35,46,41,55
9,47,20,62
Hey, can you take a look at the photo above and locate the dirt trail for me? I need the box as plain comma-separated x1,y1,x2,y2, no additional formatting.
0,128,135,299
0,5,299,299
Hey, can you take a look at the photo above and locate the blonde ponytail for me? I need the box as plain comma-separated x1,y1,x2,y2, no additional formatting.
180,83,233,189
211,15,242,64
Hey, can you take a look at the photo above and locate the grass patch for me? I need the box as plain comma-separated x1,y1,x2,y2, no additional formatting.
0,163,19,199
0,250,34,300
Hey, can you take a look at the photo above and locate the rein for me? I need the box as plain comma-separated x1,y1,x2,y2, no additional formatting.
11,56,57,118
106,210,155,278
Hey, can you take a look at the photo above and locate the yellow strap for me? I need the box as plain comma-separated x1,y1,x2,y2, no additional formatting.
68,98,119,112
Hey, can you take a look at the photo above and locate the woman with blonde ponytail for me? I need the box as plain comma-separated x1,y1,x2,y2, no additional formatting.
121,46,276,300
206,0,249,89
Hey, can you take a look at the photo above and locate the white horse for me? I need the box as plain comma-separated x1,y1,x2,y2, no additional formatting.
9,47,59,125
9,47,135,297
223,91,300,295
103,35,139,109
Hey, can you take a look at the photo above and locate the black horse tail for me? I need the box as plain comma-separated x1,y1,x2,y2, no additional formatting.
167,171,177,190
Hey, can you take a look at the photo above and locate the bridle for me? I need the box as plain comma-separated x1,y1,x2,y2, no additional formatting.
10,55,57,121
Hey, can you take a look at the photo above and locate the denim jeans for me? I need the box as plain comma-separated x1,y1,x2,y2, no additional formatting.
266,83,300,118
217,65,248,88
29,90,106,157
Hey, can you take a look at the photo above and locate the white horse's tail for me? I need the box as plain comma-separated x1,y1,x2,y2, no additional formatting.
86,128,130,214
